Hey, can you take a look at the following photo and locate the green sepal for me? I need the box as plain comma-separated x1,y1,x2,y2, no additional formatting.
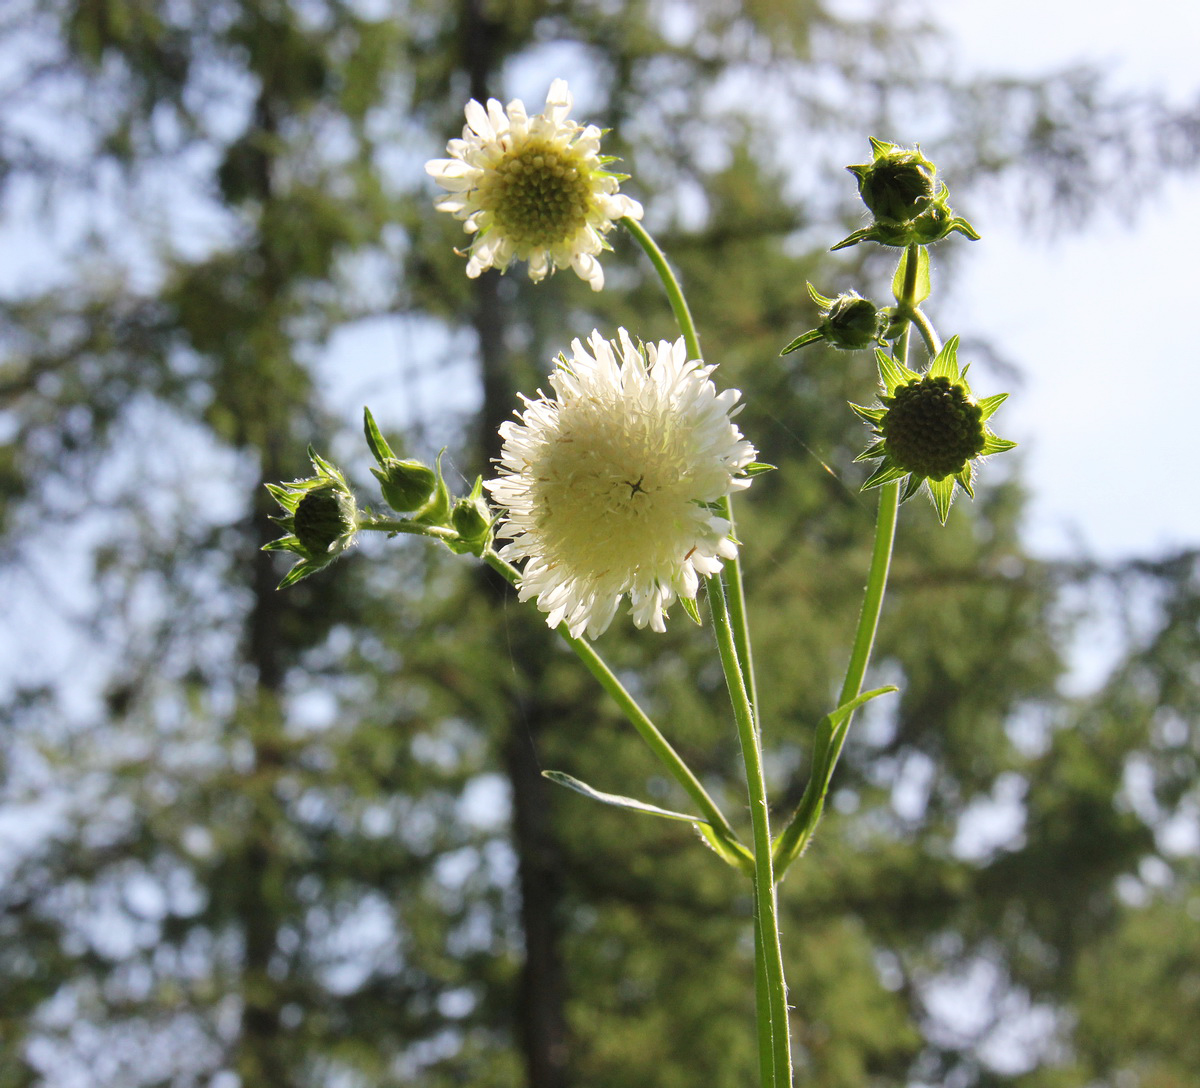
956,463,975,498
976,393,1009,421
780,329,824,355
262,536,304,554
679,595,703,626
899,473,924,503
927,335,960,381
876,347,918,393
277,560,320,589
861,460,909,490
363,405,396,466
854,439,888,463
891,245,931,305
928,475,955,524
829,225,875,252
265,482,298,509
850,402,885,425
740,462,777,477
805,282,834,308
542,770,707,825
414,449,452,526
980,433,1018,455
772,686,898,877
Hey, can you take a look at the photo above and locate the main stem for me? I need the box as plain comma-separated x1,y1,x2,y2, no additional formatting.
624,216,788,1087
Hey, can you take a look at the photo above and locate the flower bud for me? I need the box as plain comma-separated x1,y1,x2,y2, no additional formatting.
848,141,937,223
372,458,437,513
822,293,886,351
880,375,985,480
451,494,492,556
293,481,359,558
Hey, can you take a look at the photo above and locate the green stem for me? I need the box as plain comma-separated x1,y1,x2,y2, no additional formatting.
622,217,701,361
482,550,748,865
358,517,458,542
772,243,933,880
623,217,761,721
626,215,784,1083
710,573,792,1087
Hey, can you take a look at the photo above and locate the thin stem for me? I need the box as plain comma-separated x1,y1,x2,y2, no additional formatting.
624,217,762,723
709,574,792,1086
622,217,701,361
772,244,933,881
626,215,783,1082
358,517,458,542
482,550,748,864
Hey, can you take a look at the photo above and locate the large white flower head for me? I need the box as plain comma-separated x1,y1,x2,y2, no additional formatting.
486,329,757,639
425,79,643,291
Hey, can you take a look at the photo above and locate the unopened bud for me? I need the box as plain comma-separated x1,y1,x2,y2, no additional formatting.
373,458,437,512
293,481,358,557
848,141,937,223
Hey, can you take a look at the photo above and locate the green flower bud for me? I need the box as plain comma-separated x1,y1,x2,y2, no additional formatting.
451,495,491,556
294,481,359,556
850,337,1017,524
447,476,492,556
880,376,985,479
822,293,886,351
372,458,437,513
848,140,937,223
781,285,885,355
263,448,360,587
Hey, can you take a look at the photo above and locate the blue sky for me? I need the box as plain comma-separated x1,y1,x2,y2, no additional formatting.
936,0,1200,559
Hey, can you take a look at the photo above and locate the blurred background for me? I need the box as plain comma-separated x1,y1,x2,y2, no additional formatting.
1,1,1198,1086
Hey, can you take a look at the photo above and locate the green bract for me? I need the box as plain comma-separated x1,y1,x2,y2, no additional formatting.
850,336,1016,524
263,448,359,588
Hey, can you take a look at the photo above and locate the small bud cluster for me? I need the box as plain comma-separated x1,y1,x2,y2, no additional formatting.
263,410,497,587
776,138,1013,524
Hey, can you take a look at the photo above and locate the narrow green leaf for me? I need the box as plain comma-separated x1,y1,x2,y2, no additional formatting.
694,822,755,875
363,406,396,466
740,461,777,477
956,463,975,498
542,770,707,825
679,595,703,626
976,392,1009,421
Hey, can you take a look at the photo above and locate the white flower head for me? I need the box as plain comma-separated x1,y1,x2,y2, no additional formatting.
425,79,643,291
486,329,757,639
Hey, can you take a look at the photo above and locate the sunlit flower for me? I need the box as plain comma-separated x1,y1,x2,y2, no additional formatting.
425,79,643,291
851,336,1016,523
486,329,757,639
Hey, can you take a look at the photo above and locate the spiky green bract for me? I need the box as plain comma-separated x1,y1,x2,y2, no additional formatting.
263,448,359,587
780,284,886,355
850,336,1016,524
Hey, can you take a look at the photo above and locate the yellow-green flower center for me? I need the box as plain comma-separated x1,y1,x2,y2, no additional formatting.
881,375,984,480
478,138,593,249
532,398,696,578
